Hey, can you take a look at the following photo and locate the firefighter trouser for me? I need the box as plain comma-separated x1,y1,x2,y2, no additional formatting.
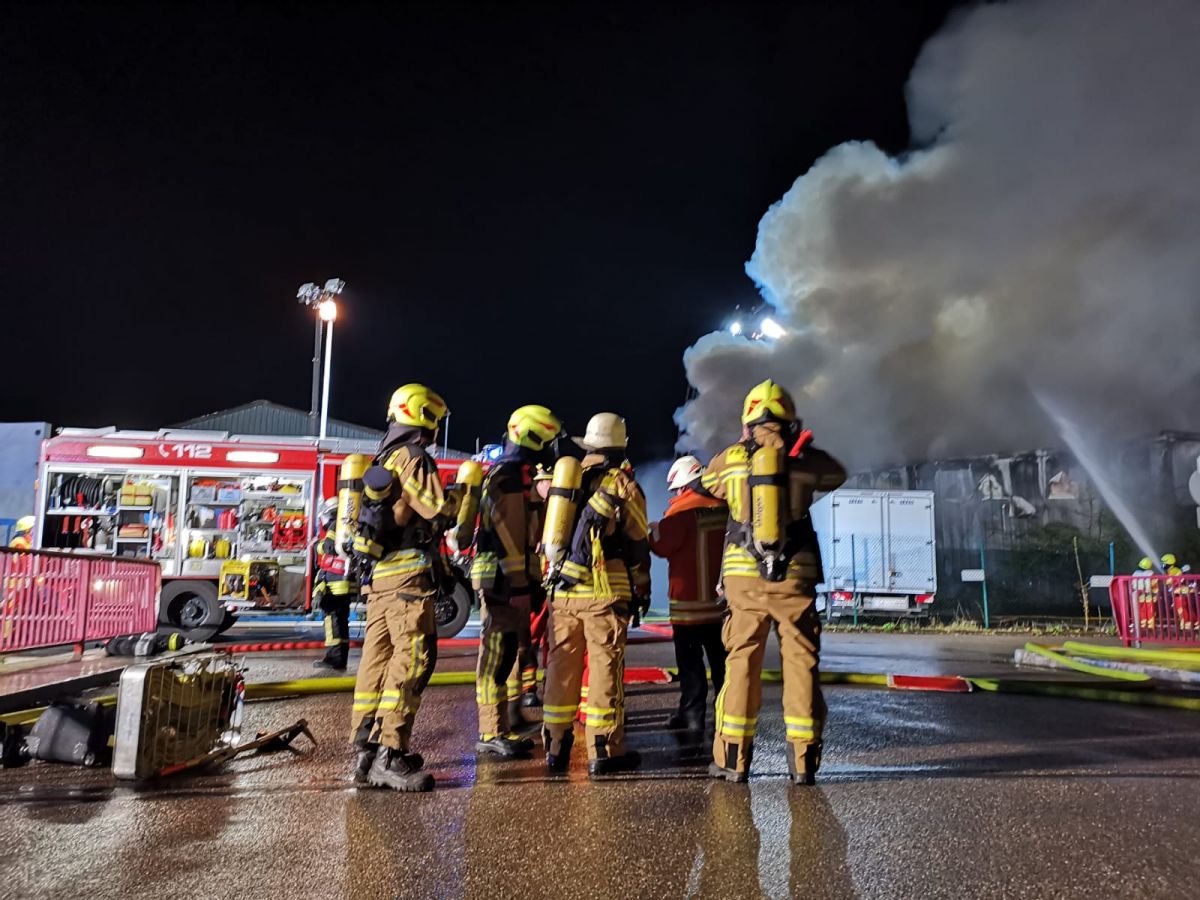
713,575,824,776
349,589,437,751
511,604,539,701
317,583,353,665
674,621,727,722
476,594,530,738
542,595,630,760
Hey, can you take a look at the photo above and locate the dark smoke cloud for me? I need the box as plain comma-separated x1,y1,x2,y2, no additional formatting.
678,0,1200,469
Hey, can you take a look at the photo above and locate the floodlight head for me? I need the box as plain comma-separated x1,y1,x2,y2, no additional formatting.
729,320,743,337
760,317,786,340
324,278,346,295
297,282,318,304
317,298,338,322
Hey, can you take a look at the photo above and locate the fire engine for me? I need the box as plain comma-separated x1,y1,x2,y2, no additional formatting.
33,428,474,640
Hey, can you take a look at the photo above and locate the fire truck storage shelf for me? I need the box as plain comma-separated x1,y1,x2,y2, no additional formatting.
33,428,468,637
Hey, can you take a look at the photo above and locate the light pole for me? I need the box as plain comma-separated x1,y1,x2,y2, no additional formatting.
318,298,337,440
296,278,345,438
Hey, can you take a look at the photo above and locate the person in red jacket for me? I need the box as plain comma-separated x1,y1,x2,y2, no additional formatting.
650,456,728,735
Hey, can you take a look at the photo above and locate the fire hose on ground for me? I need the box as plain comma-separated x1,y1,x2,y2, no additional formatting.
7,641,1200,729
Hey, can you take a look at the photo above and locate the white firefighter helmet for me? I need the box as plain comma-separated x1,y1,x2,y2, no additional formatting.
319,496,338,530
667,456,704,491
576,412,627,451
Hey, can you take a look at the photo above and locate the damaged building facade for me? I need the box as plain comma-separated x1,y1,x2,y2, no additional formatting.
845,432,1200,618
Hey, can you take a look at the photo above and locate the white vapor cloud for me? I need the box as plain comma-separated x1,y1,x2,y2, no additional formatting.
678,0,1200,469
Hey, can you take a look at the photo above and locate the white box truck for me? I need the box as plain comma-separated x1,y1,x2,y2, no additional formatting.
811,489,937,619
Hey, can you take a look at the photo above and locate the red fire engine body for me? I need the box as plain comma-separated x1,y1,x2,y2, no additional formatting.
34,428,467,638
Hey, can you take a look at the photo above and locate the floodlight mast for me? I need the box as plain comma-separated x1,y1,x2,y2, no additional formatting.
297,278,345,437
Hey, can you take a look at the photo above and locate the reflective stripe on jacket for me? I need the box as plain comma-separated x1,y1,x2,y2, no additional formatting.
475,454,542,598
649,489,726,626
557,454,651,602
370,442,457,591
701,423,846,582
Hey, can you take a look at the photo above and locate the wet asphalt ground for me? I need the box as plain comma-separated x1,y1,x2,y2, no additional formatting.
3,632,1200,899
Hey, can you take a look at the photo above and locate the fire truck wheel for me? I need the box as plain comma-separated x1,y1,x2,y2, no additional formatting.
160,580,223,642
216,610,238,635
435,574,472,639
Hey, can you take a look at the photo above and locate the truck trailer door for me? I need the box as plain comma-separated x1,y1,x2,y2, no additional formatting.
884,492,936,594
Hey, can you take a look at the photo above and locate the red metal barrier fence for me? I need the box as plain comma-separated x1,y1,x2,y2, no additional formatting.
1110,574,1200,647
0,549,160,654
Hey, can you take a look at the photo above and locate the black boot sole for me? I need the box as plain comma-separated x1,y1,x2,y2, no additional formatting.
474,741,529,758
367,772,434,792
708,762,748,783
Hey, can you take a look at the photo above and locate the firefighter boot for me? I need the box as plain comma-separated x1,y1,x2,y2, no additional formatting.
587,737,642,778
787,741,821,787
367,747,434,792
667,711,704,734
544,728,573,773
353,744,378,784
475,735,533,758
507,698,541,730
587,751,641,778
314,646,349,671
708,741,750,783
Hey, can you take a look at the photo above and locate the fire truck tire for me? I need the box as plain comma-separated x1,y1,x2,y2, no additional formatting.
435,572,472,639
160,580,223,642
216,610,238,635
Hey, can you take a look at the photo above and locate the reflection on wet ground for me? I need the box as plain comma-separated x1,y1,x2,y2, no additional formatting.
3,635,1198,899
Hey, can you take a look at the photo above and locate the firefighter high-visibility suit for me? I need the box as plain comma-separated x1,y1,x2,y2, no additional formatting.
8,515,34,550
543,452,651,767
701,410,846,782
348,425,457,757
313,532,357,669
473,446,547,746
649,487,728,730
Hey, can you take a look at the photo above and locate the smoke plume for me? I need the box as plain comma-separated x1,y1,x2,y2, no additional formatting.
678,0,1200,470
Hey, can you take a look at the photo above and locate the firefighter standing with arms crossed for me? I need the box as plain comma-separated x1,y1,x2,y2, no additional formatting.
541,413,652,777
700,380,846,785
470,405,563,758
650,456,728,735
347,384,459,792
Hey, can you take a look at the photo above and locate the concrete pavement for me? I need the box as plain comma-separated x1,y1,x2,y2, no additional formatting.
2,633,1197,899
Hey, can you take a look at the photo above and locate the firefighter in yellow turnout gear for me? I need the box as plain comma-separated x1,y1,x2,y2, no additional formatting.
542,413,652,777
7,516,34,550
311,497,358,671
472,405,563,758
348,384,459,792
700,380,846,785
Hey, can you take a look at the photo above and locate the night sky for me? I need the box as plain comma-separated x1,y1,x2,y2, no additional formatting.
2,1,960,460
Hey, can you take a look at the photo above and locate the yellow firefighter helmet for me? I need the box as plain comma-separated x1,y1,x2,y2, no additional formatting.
507,405,562,451
1161,553,1178,567
14,515,35,535
387,383,448,428
742,379,796,425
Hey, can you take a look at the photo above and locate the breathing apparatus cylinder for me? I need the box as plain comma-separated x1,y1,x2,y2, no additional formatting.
335,454,372,555
451,459,484,551
750,445,788,580
541,455,582,578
